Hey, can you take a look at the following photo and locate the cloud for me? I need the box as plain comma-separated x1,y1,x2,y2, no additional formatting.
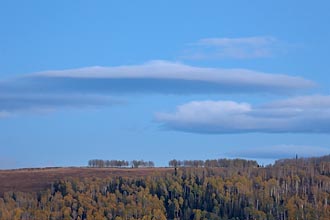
0,94,118,117
0,111,11,118
182,36,281,59
263,95,330,108
155,95,330,133
197,36,277,47
23,60,314,94
226,145,330,159
0,60,315,117
0,157,17,169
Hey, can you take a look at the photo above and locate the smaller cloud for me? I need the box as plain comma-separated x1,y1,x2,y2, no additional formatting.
0,111,11,118
0,94,119,117
226,145,330,159
155,95,330,134
197,36,277,47
263,95,330,108
182,36,281,59
0,156,17,169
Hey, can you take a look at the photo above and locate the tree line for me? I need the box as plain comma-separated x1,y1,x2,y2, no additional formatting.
168,158,259,168
88,158,259,169
88,159,155,168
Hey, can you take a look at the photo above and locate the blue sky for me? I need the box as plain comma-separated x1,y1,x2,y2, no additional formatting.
1,0,330,169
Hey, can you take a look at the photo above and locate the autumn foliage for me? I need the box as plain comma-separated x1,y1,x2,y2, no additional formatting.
0,156,330,220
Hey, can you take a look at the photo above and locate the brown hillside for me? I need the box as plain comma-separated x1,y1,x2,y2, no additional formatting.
0,167,170,196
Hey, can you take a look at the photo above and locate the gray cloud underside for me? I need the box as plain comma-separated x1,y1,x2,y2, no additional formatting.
155,95,330,134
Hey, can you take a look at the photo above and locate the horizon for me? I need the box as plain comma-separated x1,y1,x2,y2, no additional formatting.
1,152,328,170
1,1,330,169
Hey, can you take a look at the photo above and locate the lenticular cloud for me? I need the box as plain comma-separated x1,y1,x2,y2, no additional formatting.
31,60,315,93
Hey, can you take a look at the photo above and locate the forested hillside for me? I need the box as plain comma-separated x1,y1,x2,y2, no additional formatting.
1,156,330,220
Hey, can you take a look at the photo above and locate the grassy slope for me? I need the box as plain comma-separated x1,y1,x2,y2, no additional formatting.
0,167,171,196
